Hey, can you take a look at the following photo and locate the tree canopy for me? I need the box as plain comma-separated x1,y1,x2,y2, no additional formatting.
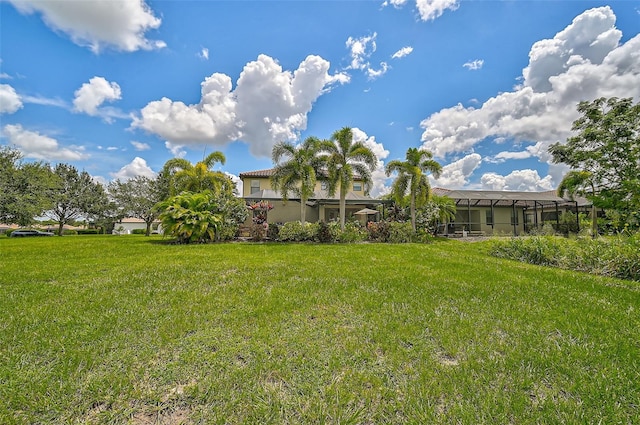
550,97,640,230
162,151,233,196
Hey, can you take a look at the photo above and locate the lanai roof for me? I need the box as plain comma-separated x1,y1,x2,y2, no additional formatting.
433,188,590,207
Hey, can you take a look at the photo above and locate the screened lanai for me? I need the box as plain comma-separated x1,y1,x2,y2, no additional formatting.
433,188,591,236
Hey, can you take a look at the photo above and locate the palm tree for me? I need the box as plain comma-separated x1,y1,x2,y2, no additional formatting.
320,127,377,230
270,137,324,224
431,194,456,234
557,170,598,237
385,147,442,232
162,151,231,196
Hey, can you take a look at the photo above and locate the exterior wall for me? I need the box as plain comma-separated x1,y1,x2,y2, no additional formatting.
241,176,366,197
244,201,320,226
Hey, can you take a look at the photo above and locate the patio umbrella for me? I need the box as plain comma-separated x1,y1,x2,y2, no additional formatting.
354,208,379,215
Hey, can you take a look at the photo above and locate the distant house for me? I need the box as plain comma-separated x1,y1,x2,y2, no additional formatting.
432,188,592,236
113,217,162,235
239,168,383,224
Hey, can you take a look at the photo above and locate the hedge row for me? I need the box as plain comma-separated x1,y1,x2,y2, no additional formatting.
489,234,640,281
249,221,433,244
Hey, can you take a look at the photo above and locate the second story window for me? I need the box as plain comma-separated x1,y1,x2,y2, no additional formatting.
353,182,363,192
250,179,260,194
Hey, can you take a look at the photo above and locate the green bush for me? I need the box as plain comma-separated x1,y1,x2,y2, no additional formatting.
249,223,267,241
277,221,319,242
267,223,280,241
317,221,333,243
335,221,367,243
490,234,640,281
367,221,390,242
388,222,415,243
131,229,146,235
76,229,101,235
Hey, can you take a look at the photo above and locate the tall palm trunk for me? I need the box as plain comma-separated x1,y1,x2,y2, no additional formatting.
590,182,598,238
410,193,417,232
339,187,346,230
300,196,307,225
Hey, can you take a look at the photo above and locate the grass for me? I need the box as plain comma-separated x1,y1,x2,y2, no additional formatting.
1,235,639,424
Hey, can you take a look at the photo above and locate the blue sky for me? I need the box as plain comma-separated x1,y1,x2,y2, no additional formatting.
1,0,639,196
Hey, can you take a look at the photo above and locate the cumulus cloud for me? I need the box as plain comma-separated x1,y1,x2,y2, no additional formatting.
73,77,122,117
384,0,459,21
110,157,156,180
225,171,243,195
391,46,413,59
7,0,165,53
2,124,88,161
430,153,482,189
463,59,484,70
480,169,555,192
420,6,640,188
346,33,377,70
133,54,348,157
131,141,151,151
0,84,23,114
350,128,390,197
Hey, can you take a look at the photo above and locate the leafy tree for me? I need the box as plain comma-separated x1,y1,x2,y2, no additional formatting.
270,137,324,224
161,151,233,196
47,163,107,236
385,147,442,232
108,175,164,236
549,97,640,230
0,146,58,226
556,170,598,236
320,127,377,230
157,190,248,243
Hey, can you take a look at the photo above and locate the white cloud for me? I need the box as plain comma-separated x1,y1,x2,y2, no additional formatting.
351,127,390,197
463,59,484,70
21,94,67,108
391,46,413,59
420,5,640,184
0,73,12,80
73,77,122,116
165,141,186,158
480,169,554,192
2,124,88,161
346,33,378,70
430,153,482,189
0,84,23,114
8,0,165,53
367,62,389,80
225,171,243,195
133,54,348,157
198,47,209,60
382,0,458,21
110,157,156,180
131,141,151,151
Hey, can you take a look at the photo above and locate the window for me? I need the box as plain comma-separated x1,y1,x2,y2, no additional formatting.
485,210,493,226
250,180,260,194
321,181,328,190
352,182,363,192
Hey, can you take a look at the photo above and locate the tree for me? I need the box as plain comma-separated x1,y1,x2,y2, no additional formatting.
320,127,377,230
556,171,598,236
47,163,107,235
270,137,324,224
108,175,165,236
385,147,442,232
0,146,58,226
161,151,232,196
549,97,640,230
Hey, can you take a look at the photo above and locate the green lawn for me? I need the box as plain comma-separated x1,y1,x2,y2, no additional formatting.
1,236,639,424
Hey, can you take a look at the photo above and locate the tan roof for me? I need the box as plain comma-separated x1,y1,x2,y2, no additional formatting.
433,188,591,207
239,168,364,180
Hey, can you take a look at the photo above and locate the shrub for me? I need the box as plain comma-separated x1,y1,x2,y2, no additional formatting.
249,223,267,241
277,221,318,242
76,229,101,235
317,221,333,243
267,223,280,241
131,229,145,235
335,221,367,243
388,222,415,243
367,221,390,242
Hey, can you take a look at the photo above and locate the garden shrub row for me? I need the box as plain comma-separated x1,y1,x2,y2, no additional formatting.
489,234,640,281
250,220,433,244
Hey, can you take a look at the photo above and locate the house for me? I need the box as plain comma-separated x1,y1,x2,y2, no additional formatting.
113,217,162,234
432,188,592,236
239,168,383,224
